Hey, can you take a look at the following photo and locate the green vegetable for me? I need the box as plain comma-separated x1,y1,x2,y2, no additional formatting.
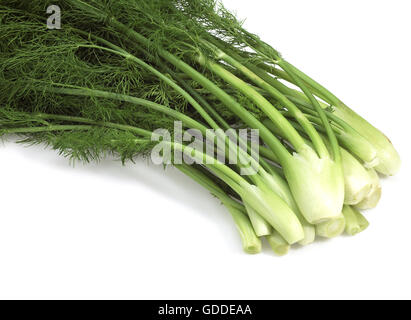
316,215,346,239
266,231,290,256
342,205,370,236
354,169,382,210
258,53,400,176
0,0,399,255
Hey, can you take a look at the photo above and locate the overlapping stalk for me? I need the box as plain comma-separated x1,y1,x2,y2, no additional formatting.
0,0,399,255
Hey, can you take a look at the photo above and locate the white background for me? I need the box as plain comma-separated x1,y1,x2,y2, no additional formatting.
0,0,410,299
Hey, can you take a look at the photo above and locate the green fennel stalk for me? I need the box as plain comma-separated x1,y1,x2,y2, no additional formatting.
0,0,398,255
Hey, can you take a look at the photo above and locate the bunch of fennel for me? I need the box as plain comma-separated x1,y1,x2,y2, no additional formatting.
0,0,400,255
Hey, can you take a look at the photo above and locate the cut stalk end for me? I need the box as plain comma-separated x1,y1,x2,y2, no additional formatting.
316,215,346,238
298,225,316,246
266,231,290,256
227,206,262,254
354,169,382,210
